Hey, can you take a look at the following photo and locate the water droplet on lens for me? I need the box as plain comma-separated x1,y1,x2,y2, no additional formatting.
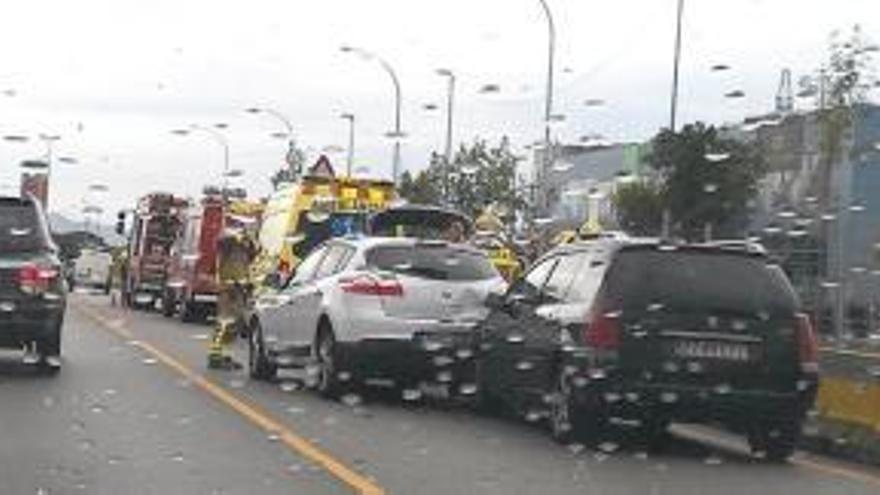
402,388,423,401
458,383,477,395
433,355,454,367
280,381,299,392
142,357,157,365
660,392,678,403
42,396,55,408
567,443,585,455
341,394,362,407
455,348,473,360
337,371,352,382
515,360,534,371
506,334,524,344
78,439,95,451
90,404,105,414
714,383,732,395
170,451,185,462
286,406,305,415
704,454,723,465
598,441,619,453
436,371,453,383
267,432,281,442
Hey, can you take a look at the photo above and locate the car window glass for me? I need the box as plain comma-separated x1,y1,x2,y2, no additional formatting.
314,245,348,279
512,256,558,299
366,244,498,281
289,245,328,286
543,251,589,302
0,201,46,253
567,253,608,305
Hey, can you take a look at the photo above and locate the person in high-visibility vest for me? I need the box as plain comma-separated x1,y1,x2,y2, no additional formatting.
208,228,258,370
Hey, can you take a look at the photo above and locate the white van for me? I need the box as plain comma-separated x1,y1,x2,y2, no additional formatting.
74,248,113,292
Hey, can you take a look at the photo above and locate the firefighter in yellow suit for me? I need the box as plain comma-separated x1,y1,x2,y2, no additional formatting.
208,228,258,369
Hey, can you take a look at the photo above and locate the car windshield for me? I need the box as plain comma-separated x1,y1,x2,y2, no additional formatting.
606,249,798,315
366,244,498,281
0,202,46,254
293,212,366,259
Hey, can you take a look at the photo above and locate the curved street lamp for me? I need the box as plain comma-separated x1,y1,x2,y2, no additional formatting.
245,107,300,179
172,124,230,188
340,44,404,184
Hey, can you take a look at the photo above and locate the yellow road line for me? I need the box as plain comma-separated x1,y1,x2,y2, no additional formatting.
675,425,880,488
74,303,385,495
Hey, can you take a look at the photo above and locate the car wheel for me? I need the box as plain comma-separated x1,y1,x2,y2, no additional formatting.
38,328,62,376
161,291,176,318
248,321,276,381
549,371,603,444
315,326,342,398
473,359,503,415
180,298,197,323
748,421,800,462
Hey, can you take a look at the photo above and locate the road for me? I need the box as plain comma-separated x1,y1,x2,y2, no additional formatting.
2,292,879,494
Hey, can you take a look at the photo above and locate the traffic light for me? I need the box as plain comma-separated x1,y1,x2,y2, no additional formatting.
115,211,126,235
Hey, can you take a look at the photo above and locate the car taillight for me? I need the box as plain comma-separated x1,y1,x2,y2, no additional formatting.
795,313,819,373
585,303,621,350
339,274,403,297
18,263,59,294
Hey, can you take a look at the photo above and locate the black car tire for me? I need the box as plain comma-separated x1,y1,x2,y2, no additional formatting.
179,298,198,323
473,360,504,415
38,327,62,375
748,420,800,462
161,291,176,318
248,321,277,381
315,325,343,398
549,371,607,444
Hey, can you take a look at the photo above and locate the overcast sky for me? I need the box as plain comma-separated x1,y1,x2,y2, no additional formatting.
0,0,877,221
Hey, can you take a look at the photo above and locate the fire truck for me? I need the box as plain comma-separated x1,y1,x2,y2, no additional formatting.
161,191,224,321
117,193,189,310
162,190,264,322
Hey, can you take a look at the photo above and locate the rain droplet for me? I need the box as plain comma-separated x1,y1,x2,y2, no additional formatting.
436,371,453,383
341,394,362,407
279,381,299,393
515,360,534,371
228,379,245,389
286,406,305,415
588,368,607,380
170,451,185,462
705,152,731,163
337,371,352,382
687,362,704,373
458,383,477,395
266,432,281,443
90,404,105,414
660,392,678,403
704,454,723,465
506,334,525,344
42,396,55,408
142,357,157,366
455,348,473,360
402,389,423,401
433,356,454,367
573,376,589,388
567,443,585,455
714,383,732,395
603,392,622,403
598,441,619,454
524,410,544,422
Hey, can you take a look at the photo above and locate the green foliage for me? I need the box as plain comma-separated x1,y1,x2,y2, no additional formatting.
399,137,525,219
611,181,663,236
614,122,766,241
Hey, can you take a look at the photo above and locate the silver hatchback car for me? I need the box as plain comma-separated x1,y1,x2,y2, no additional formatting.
248,236,507,397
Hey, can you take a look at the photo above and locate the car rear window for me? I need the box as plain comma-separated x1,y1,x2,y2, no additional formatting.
366,244,498,281
0,201,49,254
605,249,798,314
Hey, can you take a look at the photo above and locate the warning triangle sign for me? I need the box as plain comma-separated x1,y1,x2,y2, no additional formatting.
308,155,335,178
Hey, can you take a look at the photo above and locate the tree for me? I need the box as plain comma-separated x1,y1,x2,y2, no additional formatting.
645,122,767,241
612,180,664,236
398,153,444,205
399,137,526,220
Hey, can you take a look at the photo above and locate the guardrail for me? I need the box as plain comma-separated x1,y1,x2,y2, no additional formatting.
805,343,880,464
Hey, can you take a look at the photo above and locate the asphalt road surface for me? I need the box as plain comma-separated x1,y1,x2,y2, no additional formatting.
2,291,879,495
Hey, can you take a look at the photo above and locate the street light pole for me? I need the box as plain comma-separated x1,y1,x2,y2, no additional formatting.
340,113,355,176
669,0,685,132
341,45,404,184
245,107,300,179
436,68,456,204
38,133,60,211
174,125,230,190
537,0,556,214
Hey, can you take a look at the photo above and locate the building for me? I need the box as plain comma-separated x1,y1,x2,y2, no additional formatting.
535,142,649,228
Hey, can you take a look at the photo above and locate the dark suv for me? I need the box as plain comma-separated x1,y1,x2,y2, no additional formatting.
0,195,66,372
474,238,818,460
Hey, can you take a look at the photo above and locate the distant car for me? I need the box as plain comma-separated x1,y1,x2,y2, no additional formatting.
74,248,113,293
248,237,507,397
0,195,66,372
474,238,818,461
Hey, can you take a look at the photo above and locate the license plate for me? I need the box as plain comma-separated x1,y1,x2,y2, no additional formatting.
671,340,751,362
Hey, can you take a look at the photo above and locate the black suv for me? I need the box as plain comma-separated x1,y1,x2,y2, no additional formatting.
474,238,818,460
0,195,66,372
